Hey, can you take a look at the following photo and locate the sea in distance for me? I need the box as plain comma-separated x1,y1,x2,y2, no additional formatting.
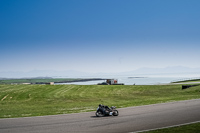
55,72,200,85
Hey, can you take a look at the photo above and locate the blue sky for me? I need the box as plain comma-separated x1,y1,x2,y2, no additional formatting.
1,0,200,73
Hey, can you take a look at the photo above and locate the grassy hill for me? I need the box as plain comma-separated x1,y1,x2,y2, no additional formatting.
172,78,200,83
0,84,200,118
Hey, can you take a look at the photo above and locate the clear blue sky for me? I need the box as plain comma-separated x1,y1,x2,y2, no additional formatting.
1,0,200,73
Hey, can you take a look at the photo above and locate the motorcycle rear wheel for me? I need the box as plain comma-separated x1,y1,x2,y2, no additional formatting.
96,111,104,117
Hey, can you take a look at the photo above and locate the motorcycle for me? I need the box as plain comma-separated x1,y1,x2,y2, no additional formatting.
96,104,119,117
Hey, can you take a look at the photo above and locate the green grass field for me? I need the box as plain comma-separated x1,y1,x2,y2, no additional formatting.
1,84,200,118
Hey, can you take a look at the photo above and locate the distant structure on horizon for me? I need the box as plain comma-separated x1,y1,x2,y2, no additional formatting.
106,79,118,85
98,79,124,85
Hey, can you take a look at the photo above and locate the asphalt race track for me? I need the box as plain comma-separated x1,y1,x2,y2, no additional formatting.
1,99,200,133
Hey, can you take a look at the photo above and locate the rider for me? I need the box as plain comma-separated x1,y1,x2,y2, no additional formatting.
99,104,111,113
105,105,112,111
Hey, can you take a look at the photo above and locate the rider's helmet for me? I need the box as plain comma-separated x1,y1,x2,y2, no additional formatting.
99,104,102,107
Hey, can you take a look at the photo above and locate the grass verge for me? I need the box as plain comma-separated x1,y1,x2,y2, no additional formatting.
143,122,200,133
0,84,200,118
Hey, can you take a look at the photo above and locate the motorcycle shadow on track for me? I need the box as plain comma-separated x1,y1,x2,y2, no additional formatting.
90,115,117,119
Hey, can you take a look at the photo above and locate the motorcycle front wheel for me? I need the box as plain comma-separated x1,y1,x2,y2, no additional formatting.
113,110,119,116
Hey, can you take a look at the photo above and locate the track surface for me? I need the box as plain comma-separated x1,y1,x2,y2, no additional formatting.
1,99,200,133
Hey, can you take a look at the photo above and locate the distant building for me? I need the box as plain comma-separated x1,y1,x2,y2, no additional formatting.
22,83,31,85
106,79,118,85
98,79,124,85
46,82,54,85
